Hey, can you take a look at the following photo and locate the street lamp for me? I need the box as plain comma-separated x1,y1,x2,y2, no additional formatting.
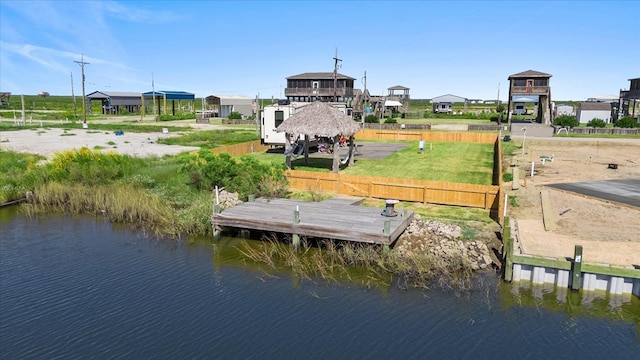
521,127,527,155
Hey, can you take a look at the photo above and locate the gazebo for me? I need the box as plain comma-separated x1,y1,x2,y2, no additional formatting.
276,101,361,173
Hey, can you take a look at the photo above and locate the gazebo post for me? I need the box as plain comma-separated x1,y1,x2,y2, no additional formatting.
348,135,355,166
332,135,341,173
284,133,292,169
304,134,310,164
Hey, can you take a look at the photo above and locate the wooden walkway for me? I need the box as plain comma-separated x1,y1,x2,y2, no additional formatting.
212,197,414,245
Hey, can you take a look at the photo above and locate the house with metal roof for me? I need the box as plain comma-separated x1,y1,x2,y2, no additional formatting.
285,72,355,102
141,90,195,116
205,95,254,118
430,94,468,113
86,91,142,115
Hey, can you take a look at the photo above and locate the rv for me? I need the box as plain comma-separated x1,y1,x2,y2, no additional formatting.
260,101,352,147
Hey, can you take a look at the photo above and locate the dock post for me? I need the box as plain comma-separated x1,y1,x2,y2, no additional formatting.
213,204,221,240
383,220,390,235
571,245,583,292
503,217,513,282
292,207,300,250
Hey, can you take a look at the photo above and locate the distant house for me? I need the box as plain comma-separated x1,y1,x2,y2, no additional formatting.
506,69,552,124
205,95,254,118
576,102,611,124
554,104,574,117
430,94,468,113
87,91,142,115
285,72,355,103
619,77,640,117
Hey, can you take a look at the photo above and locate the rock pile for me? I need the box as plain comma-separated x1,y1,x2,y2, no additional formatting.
395,218,496,271
216,189,243,210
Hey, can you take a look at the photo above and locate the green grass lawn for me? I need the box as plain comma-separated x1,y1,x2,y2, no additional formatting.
252,141,495,185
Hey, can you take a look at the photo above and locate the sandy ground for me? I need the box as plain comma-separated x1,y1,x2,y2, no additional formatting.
506,137,640,266
0,126,200,158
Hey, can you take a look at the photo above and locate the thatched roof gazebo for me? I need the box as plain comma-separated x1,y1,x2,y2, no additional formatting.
276,101,361,172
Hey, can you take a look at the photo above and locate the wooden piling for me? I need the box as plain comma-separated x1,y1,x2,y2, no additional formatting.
213,204,221,240
292,208,300,250
571,245,583,292
503,217,513,282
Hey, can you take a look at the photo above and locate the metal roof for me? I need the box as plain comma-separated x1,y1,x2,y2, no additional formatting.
87,91,140,99
141,90,195,100
388,85,409,90
508,69,552,79
431,94,468,103
286,72,356,81
512,95,539,102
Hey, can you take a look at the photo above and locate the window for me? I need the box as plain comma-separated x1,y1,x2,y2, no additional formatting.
275,111,284,128
313,81,319,89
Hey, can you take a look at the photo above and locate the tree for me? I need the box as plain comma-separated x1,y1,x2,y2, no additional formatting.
615,116,638,128
553,115,579,128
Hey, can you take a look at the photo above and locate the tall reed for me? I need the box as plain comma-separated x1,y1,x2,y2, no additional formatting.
23,182,180,237
236,234,474,290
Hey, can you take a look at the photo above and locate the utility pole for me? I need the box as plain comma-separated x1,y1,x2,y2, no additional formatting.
71,72,77,120
74,54,89,124
152,73,157,122
333,48,342,102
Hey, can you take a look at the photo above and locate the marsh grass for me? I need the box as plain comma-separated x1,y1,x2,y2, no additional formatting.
24,182,180,236
236,234,474,290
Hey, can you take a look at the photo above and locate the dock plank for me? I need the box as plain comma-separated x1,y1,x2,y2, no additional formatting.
213,197,413,245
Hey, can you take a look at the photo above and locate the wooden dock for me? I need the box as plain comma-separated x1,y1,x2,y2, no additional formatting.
212,197,414,245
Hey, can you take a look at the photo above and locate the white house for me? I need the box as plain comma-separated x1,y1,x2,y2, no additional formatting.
205,95,254,118
431,94,467,113
554,104,574,117
576,102,611,124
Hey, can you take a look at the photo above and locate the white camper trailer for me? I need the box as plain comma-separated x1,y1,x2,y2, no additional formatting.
260,101,352,147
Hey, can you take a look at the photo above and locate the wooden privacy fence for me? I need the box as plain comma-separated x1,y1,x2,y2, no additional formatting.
210,140,270,156
286,170,500,211
355,129,497,144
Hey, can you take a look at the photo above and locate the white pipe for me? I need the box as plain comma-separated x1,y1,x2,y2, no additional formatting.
503,193,508,218
215,185,219,205
531,161,535,177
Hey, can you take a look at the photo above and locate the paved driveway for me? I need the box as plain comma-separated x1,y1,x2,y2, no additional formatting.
548,178,640,208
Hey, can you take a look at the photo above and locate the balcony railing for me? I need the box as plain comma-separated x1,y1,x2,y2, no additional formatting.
510,86,550,95
285,87,353,97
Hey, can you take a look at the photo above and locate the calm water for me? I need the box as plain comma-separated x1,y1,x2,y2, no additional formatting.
1,207,638,359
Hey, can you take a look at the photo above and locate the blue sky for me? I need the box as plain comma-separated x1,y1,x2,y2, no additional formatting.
1,0,639,101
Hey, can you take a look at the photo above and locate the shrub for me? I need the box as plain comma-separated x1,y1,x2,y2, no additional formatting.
553,115,578,128
46,147,138,186
364,114,379,124
586,118,607,128
179,150,288,200
615,116,638,128
228,111,242,120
